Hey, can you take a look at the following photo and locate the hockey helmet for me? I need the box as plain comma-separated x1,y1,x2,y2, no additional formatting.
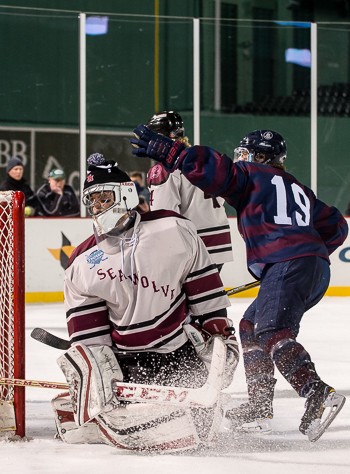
82,153,139,237
234,130,287,165
147,111,184,139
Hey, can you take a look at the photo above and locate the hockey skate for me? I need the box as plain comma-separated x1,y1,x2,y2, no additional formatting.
225,401,273,434
299,382,346,442
225,377,276,435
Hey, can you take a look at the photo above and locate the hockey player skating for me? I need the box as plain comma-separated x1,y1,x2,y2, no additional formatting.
130,126,348,442
146,111,233,272
52,153,239,452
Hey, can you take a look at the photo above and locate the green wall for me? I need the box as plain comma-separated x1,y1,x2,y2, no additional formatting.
1,1,350,216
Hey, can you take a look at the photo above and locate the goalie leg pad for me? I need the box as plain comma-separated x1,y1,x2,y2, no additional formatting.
0,401,16,436
96,403,200,453
52,392,101,444
57,344,123,426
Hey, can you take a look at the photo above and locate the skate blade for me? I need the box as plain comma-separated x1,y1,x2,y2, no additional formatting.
237,417,272,435
306,392,346,442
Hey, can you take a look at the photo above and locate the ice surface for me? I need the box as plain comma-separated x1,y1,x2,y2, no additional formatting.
1,298,349,473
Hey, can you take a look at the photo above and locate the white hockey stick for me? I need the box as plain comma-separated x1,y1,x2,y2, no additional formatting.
0,337,226,408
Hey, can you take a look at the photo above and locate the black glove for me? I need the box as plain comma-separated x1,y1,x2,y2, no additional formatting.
130,124,186,171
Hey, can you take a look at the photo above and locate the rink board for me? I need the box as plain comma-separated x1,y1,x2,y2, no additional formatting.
24,217,350,302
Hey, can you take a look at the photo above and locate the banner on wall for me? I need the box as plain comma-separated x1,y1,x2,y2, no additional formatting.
25,217,350,302
0,127,151,199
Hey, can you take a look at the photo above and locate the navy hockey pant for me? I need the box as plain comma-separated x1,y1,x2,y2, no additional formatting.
240,256,330,396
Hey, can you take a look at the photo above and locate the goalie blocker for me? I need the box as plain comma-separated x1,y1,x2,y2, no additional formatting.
53,337,231,452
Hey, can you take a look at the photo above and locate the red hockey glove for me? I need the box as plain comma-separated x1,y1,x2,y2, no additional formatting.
202,317,239,355
130,124,186,171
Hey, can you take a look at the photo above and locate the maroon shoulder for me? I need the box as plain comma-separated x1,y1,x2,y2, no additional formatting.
66,234,96,269
147,163,170,186
140,209,188,222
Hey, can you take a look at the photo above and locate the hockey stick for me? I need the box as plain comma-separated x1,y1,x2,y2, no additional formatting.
225,280,260,297
31,327,71,350
0,377,68,390
0,337,226,408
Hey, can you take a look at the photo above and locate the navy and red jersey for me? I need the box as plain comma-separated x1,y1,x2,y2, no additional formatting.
176,146,348,278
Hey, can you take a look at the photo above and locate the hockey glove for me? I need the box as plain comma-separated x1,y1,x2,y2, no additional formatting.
202,317,240,389
202,317,239,359
130,124,186,171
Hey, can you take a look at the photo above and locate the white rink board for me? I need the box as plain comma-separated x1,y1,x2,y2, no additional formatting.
25,217,350,298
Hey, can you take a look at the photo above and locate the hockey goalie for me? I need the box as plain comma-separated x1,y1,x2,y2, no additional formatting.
52,332,237,452
51,154,239,453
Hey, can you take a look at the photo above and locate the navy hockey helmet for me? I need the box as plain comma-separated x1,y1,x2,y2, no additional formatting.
147,111,184,139
234,130,287,165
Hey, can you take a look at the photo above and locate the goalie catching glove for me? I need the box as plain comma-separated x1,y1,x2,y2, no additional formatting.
130,124,186,171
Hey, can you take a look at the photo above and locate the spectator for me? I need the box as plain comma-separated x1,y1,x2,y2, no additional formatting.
36,168,80,217
0,156,39,216
129,170,150,203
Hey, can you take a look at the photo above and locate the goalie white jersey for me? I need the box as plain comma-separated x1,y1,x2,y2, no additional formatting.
147,164,233,266
64,209,231,353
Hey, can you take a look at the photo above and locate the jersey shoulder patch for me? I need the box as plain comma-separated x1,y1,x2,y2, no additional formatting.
147,163,170,186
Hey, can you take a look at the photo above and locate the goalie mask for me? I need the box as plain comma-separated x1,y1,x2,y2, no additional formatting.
147,111,185,139
82,153,139,237
233,130,287,165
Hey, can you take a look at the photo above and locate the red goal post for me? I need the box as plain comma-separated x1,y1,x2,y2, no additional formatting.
0,191,25,437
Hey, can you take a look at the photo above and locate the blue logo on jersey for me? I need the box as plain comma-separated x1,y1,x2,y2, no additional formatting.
86,249,108,268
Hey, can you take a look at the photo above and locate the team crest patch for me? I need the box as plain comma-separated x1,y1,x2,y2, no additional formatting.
262,131,273,140
86,249,108,268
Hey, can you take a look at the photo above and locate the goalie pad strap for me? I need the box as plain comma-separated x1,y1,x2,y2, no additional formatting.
52,392,101,444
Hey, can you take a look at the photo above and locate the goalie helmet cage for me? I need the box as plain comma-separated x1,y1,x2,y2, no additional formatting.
0,191,25,437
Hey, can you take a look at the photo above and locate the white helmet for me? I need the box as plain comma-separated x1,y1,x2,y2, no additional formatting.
82,154,139,237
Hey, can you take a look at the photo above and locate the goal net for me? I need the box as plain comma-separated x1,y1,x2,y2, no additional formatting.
0,191,25,437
